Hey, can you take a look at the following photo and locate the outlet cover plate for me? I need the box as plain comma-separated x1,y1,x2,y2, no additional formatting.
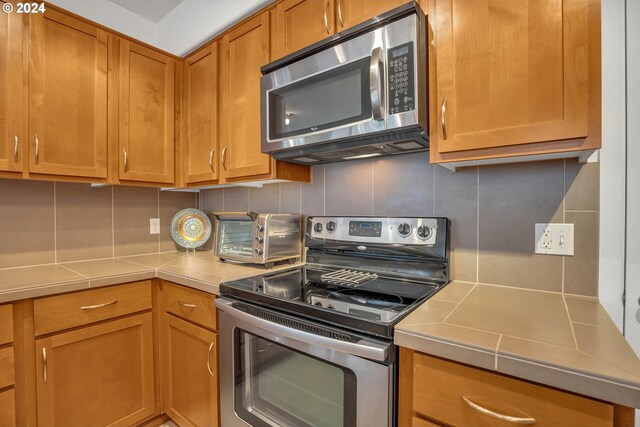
150,218,160,235
535,223,574,256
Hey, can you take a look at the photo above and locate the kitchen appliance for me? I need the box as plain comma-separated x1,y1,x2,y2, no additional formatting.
216,216,449,427
260,2,428,165
213,212,301,268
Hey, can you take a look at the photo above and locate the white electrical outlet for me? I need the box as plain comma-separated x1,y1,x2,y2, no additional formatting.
150,218,160,235
535,223,574,256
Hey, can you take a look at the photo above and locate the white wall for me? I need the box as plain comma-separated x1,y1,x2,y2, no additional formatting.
599,0,627,331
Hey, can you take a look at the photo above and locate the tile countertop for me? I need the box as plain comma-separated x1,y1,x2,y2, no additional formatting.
0,251,302,303
394,281,640,409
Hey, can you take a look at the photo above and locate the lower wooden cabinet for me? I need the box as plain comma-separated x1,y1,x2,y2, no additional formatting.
163,314,218,427
0,389,16,427
35,313,156,427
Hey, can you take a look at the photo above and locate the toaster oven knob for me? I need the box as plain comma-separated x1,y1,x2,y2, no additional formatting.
397,223,411,237
417,225,432,240
314,222,323,233
255,247,264,255
256,224,264,232
326,221,336,232
255,236,264,244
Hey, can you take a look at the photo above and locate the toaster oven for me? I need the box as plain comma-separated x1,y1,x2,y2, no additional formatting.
213,212,301,268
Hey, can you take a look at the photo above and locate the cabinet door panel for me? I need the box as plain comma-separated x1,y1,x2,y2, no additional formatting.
28,9,108,178
164,315,218,427
220,12,271,179
273,0,335,59
435,0,589,153
184,43,219,184
36,313,156,427
0,0,23,172
119,41,175,184
0,389,15,427
337,0,407,30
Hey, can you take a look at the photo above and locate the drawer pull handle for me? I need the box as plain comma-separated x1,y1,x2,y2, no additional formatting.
42,347,47,383
441,96,448,141
80,299,118,310
209,148,215,173
323,0,330,34
178,301,197,308
461,396,537,424
13,133,19,163
207,341,215,377
34,133,40,165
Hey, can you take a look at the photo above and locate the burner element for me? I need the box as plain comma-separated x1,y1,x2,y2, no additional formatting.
320,269,378,288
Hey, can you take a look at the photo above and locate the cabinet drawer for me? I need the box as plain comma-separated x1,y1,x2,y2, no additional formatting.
34,281,152,336
413,416,444,427
0,389,15,427
413,353,613,427
0,346,14,389
162,282,216,330
0,304,12,345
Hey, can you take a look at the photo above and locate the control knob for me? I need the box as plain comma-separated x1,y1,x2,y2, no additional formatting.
255,236,264,244
326,221,336,232
256,224,264,232
397,223,411,237
255,247,263,255
314,222,323,233
417,225,432,240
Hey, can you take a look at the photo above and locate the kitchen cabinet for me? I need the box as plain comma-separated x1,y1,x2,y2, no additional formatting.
337,0,408,30
161,281,219,427
33,282,156,427
430,0,600,166
272,0,335,59
0,303,15,427
0,389,15,427
399,348,626,427
118,40,176,184
183,43,220,185
0,0,23,174
28,9,108,179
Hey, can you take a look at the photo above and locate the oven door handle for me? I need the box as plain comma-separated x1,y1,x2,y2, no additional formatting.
369,47,385,121
216,298,389,363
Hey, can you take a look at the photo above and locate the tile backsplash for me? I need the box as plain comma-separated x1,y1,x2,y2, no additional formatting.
201,152,600,296
0,152,599,296
0,180,197,267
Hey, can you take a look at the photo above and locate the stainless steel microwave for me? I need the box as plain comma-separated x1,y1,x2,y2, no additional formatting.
260,2,428,165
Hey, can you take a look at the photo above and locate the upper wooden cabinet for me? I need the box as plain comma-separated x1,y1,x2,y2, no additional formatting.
272,0,335,59
28,9,108,178
430,0,600,165
337,0,408,30
183,43,219,185
0,0,23,174
220,12,272,180
118,40,175,184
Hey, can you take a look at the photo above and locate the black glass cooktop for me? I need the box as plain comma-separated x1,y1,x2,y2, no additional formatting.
219,266,441,339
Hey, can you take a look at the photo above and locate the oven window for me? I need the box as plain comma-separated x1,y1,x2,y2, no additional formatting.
268,57,373,141
234,331,357,427
217,221,253,257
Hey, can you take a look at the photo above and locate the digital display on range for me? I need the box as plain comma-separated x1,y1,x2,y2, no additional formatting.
349,221,382,237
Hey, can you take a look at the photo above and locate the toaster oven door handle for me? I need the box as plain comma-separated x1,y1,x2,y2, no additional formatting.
216,298,389,363
369,47,384,121
212,212,259,221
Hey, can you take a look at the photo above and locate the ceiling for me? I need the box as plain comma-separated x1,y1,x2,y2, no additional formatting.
109,0,185,23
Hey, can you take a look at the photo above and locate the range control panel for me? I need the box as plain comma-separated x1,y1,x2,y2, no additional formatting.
387,42,415,115
309,217,438,246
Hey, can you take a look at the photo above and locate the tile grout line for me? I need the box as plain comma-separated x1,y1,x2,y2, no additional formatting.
157,188,160,253
442,283,477,324
495,334,503,370
222,188,225,211
562,294,580,348
562,159,566,293
111,186,115,258
53,182,57,264
565,209,599,213
476,166,480,283
278,183,282,214
322,165,326,215
299,182,302,215
370,160,374,215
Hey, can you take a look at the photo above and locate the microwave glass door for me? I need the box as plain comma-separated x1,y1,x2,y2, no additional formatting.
268,57,372,141
217,220,253,258
234,331,356,427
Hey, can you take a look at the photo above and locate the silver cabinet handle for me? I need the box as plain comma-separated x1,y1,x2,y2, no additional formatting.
13,133,18,163
323,0,330,34
80,299,118,310
42,347,47,383
34,133,39,165
441,96,448,140
178,301,196,308
221,147,227,170
369,47,384,120
337,0,344,28
209,148,215,173
123,147,128,173
207,341,215,377
461,396,536,424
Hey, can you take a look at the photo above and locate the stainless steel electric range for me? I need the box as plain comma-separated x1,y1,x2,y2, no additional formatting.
216,216,449,427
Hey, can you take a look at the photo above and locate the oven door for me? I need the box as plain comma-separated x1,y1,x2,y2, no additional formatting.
216,298,394,427
214,214,256,262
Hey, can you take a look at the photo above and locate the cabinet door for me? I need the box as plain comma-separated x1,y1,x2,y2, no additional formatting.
0,389,15,427
184,43,219,184
337,0,407,30
119,40,175,184
35,313,156,427
0,0,23,173
273,0,335,59
28,9,108,178
220,12,272,180
164,315,218,427
434,0,589,153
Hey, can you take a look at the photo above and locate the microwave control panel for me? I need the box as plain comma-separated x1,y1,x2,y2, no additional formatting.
387,42,415,115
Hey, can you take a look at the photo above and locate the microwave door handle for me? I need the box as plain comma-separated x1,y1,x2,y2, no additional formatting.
369,47,385,120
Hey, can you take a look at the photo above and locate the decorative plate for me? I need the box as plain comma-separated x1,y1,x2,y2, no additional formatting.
170,208,212,249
